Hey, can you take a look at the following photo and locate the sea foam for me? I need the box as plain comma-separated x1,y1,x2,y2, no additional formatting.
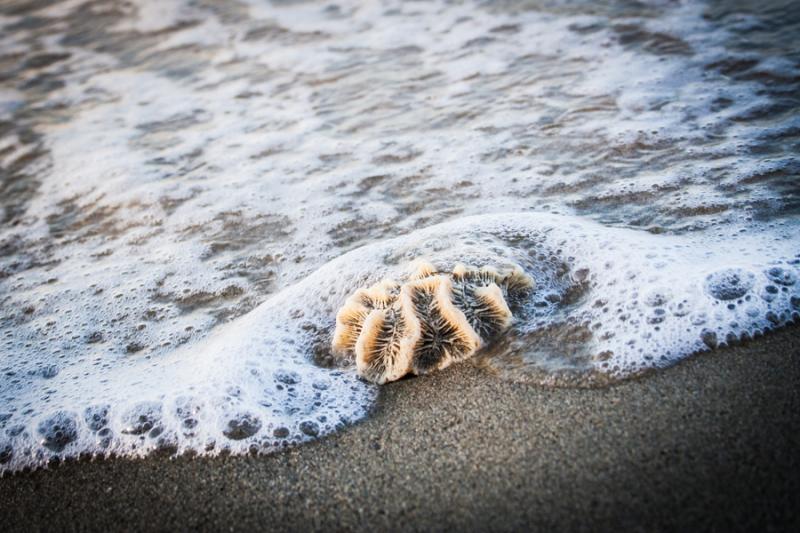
2,213,798,471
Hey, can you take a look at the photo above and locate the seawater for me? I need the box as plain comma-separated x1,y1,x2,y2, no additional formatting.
1,0,798,472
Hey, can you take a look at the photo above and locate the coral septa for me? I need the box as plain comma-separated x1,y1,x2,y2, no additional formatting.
452,263,469,279
502,266,535,292
400,278,445,374
403,276,482,375
364,279,399,308
355,308,414,384
332,300,370,352
436,276,482,358
409,259,438,280
478,265,501,285
472,283,513,336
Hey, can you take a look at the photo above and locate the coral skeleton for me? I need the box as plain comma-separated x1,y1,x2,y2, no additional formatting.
333,261,534,383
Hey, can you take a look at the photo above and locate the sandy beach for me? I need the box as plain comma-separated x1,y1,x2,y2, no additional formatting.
2,323,798,531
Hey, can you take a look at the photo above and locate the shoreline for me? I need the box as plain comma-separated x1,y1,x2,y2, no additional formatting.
2,324,800,531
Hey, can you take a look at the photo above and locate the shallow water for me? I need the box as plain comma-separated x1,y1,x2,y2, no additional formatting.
0,0,798,471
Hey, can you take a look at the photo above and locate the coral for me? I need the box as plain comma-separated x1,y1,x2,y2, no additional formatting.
332,260,534,383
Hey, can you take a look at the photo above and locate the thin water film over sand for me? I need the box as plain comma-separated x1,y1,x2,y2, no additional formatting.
0,0,798,471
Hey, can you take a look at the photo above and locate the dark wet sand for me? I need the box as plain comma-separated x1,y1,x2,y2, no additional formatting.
2,325,799,532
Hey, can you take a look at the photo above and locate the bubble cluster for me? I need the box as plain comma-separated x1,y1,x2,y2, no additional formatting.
705,269,756,301
37,412,78,453
223,413,262,441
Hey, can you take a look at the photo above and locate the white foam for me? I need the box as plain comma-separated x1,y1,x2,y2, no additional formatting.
3,213,798,471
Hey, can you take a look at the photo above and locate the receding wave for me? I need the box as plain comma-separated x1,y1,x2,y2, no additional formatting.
2,213,799,472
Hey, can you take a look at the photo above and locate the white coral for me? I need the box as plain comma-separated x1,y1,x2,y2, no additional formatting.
332,261,534,384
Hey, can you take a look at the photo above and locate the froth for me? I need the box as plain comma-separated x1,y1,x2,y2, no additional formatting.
3,212,799,472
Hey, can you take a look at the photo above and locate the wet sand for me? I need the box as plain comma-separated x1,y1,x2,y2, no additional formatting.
2,325,799,532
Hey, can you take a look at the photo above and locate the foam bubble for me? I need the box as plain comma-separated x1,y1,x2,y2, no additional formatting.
705,269,756,301
37,411,78,453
